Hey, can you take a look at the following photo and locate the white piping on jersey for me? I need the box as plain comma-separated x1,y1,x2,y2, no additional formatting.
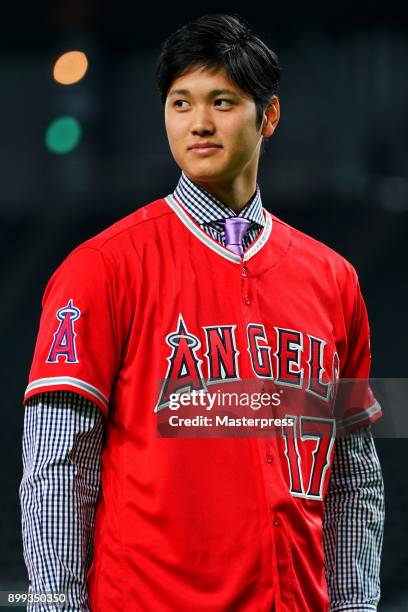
25,377,108,409
165,194,272,263
336,399,382,430
242,212,272,261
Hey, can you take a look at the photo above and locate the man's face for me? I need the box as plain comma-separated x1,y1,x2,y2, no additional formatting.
164,66,274,185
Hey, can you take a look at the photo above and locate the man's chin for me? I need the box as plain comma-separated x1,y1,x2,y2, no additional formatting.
182,165,227,184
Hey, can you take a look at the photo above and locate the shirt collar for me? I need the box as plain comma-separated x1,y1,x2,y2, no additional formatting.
173,172,265,227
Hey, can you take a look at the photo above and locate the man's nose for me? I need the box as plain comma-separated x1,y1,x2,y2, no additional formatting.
191,107,215,136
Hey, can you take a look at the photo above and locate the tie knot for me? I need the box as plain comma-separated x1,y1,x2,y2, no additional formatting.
224,217,251,257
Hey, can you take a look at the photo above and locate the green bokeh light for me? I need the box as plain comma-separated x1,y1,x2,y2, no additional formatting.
45,116,82,154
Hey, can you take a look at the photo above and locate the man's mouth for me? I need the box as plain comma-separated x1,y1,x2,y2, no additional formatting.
188,142,222,154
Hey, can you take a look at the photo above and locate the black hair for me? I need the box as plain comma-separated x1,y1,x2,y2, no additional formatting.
156,13,281,130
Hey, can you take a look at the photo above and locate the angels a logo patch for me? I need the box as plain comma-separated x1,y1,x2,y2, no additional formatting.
46,298,81,363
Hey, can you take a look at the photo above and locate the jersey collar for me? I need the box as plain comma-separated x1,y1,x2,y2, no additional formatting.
165,193,272,264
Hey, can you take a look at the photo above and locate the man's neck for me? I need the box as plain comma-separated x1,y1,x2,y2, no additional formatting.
186,174,258,214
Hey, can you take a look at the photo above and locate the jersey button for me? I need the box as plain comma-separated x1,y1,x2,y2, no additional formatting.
266,452,273,464
241,266,248,278
273,518,280,527
244,295,251,305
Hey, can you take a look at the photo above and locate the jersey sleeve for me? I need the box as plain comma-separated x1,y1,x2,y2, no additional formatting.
23,247,124,416
335,268,383,433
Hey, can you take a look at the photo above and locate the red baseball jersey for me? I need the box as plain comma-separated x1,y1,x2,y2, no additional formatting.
24,194,382,611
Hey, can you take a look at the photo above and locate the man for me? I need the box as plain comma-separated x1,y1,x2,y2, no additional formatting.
20,13,384,612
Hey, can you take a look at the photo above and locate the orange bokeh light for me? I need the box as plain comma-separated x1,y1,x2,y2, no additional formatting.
53,51,88,85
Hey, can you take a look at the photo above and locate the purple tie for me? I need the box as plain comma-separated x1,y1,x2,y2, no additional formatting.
224,217,251,257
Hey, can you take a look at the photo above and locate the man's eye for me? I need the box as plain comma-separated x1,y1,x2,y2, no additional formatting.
174,100,189,108
214,99,233,107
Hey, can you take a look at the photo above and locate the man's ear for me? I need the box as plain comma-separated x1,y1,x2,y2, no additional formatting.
261,96,280,138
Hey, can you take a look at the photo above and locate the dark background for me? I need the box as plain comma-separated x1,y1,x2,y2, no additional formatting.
1,1,407,610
